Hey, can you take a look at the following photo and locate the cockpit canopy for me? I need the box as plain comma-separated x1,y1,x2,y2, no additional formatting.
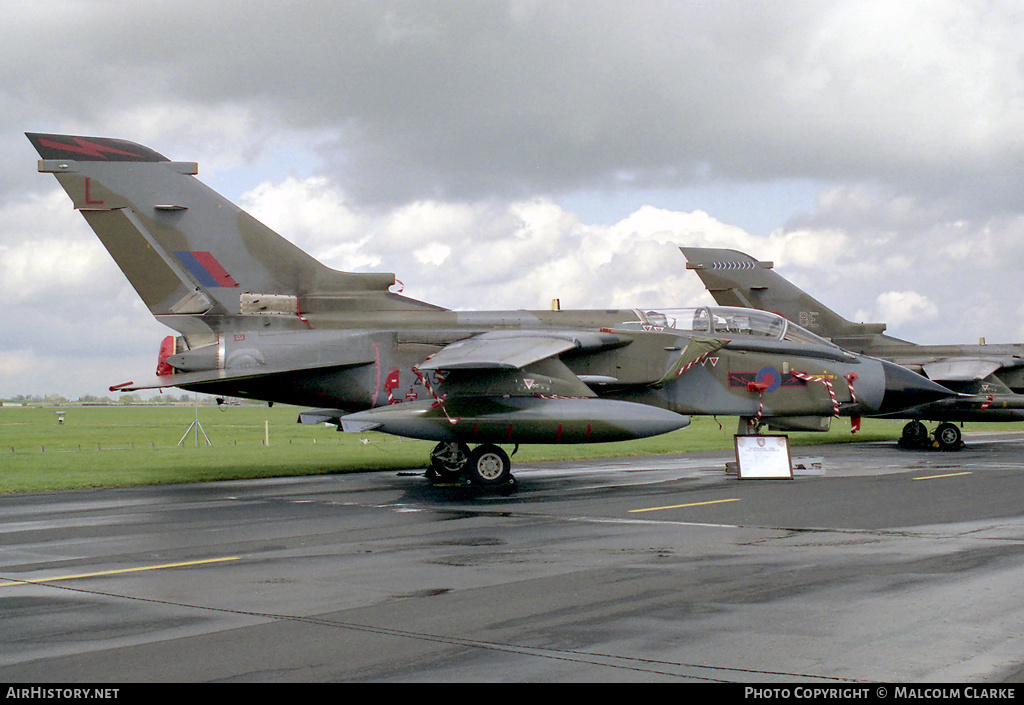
638,306,838,348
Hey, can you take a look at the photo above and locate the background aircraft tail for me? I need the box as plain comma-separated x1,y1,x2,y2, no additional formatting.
27,133,438,336
681,247,897,352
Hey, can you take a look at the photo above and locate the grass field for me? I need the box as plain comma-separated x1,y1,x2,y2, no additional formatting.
0,404,917,493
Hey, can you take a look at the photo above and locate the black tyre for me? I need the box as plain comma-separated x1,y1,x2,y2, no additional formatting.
429,442,470,481
466,444,511,486
901,421,928,444
934,423,962,451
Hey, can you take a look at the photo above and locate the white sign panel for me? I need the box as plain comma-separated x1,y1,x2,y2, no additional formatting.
734,435,793,479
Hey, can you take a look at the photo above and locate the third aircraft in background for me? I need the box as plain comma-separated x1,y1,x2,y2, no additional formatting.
683,247,1024,450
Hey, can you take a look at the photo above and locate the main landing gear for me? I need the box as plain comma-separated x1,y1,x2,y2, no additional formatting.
426,441,518,493
899,420,964,452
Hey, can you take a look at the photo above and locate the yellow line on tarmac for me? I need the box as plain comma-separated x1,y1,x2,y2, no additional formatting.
629,498,741,514
913,472,973,481
0,557,240,587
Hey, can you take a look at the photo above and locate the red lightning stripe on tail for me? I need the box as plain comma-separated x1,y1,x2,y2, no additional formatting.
37,137,145,160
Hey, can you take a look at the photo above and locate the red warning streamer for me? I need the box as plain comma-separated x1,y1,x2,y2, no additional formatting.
675,351,712,377
844,373,860,434
412,364,460,425
791,372,840,419
746,381,770,428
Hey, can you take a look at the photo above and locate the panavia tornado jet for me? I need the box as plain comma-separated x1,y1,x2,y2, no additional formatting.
683,246,1024,450
27,133,952,487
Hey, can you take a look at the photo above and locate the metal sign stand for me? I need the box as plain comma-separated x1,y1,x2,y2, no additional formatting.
178,393,212,446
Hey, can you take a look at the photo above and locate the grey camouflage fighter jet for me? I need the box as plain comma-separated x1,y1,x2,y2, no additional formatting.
683,246,1024,450
27,133,952,487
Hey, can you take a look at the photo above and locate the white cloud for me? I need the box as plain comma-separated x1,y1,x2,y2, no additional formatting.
412,242,451,267
5,1,1024,395
0,192,114,302
0,349,35,379
240,176,364,251
6,1,1024,202
228,182,775,312
874,291,940,330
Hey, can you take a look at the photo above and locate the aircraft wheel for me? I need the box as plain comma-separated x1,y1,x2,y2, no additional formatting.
466,444,511,486
934,423,962,451
429,442,470,481
901,421,928,445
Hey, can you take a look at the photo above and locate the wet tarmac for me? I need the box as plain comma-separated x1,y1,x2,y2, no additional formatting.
3,431,1024,682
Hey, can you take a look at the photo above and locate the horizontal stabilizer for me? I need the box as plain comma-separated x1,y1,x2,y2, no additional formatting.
110,357,371,393
922,358,1013,383
298,408,346,425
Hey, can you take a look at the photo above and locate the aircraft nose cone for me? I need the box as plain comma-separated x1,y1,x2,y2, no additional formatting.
877,360,954,414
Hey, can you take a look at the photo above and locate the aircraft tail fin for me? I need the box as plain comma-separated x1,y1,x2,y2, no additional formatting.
27,133,438,335
681,247,890,351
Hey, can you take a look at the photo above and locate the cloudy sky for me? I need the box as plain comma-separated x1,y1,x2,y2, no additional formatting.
3,0,1024,398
